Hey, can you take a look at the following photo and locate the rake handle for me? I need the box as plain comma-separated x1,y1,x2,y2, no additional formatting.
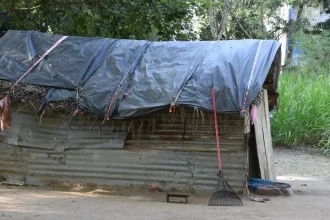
212,87,222,170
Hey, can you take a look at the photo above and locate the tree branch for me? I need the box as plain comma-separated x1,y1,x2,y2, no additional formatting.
216,9,228,40
0,0,99,12
224,0,252,39
209,8,218,40
260,5,267,39
0,0,40,11
12,5,41,11
53,0,100,6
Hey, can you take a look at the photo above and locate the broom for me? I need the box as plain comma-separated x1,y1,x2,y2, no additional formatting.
0,36,68,131
208,87,243,206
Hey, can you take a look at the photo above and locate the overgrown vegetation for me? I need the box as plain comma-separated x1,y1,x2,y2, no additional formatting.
0,0,208,40
2,0,326,41
271,30,330,153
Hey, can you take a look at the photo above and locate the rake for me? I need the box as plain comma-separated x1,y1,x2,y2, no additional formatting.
208,87,243,206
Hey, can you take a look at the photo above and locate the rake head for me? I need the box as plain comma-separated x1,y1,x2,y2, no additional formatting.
208,171,243,206
208,190,243,206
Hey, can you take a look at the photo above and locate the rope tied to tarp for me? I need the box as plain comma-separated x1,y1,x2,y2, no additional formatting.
169,41,215,113
102,42,151,124
72,87,83,116
240,40,263,118
0,35,68,131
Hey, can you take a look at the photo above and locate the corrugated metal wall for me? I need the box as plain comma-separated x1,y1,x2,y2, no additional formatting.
0,107,247,192
125,108,245,153
0,110,127,150
0,145,246,192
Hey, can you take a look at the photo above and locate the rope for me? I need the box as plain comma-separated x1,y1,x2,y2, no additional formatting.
103,42,151,123
8,35,68,94
169,41,215,112
240,40,263,116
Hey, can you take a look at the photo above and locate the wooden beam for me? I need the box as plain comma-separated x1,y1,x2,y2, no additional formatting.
254,89,276,181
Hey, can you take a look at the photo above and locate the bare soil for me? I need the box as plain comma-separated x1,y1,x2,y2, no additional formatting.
1,147,330,220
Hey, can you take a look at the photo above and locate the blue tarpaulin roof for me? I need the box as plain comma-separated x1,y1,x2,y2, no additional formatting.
0,30,281,118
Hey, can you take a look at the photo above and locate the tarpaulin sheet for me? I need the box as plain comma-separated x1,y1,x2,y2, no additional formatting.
0,30,281,118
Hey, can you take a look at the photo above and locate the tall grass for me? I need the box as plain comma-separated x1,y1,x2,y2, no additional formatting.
271,31,330,153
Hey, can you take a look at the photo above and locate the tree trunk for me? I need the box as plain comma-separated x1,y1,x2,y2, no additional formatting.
260,5,267,39
225,0,252,39
216,9,228,40
287,2,305,60
209,7,219,40
296,3,305,23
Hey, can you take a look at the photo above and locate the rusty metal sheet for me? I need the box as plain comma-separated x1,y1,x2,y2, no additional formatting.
0,107,244,153
0,111,126,150
18,113,68,151
0,113,22,145
67,119,127,149
0,144,29,184
0,145,246,192
125,109,245,153
0,107,247,192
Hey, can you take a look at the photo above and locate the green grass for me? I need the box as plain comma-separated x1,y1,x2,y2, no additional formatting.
271,71,330,153
271,31,330,154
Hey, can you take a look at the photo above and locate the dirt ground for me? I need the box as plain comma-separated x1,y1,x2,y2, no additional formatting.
1,147,330,220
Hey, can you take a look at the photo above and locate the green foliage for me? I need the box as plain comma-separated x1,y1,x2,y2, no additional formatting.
272,31,330,153
271,72,330,146
296,31,330,70
0,0,207,40
316,18,330,30
198,0,288,40
1,0,327,41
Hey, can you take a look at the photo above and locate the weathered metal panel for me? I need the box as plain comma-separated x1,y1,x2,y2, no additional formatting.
0,113,22,145
0,108,244,152
67,119,126,149
125,108,245,153
0,144,29,184
0,110,127,150
19,113,68,151
0,107,247,192
0,145,246,192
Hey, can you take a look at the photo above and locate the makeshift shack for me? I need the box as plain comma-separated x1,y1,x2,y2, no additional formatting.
0,30,281,193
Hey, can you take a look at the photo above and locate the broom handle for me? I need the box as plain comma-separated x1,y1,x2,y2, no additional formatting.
212,87,222,170
8,35,68,94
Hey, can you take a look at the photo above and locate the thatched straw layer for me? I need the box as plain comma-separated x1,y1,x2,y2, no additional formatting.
0,80,79,116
